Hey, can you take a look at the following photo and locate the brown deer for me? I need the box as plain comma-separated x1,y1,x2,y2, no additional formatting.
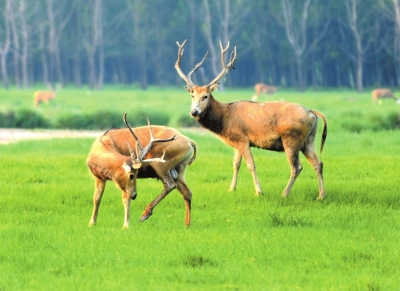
175,40,327,200
252,83,277,101
86,113,197,229
371,88,400,104
33,91,56,106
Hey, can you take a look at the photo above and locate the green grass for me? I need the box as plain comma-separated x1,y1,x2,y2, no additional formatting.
0,86,399,131
0,87,399,290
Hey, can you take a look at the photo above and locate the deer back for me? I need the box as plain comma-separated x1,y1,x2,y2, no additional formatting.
89,126,195,179
372,88,394,101
207,101,317,151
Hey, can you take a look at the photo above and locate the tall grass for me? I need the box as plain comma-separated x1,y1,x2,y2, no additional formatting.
0,87,399,290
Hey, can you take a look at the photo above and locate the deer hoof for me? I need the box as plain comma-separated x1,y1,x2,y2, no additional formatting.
140,210,152,222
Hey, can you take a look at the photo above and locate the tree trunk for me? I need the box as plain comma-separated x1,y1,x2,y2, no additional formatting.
9,1,21,89
20,0,29,88
39,25,50,88
0,0,11,89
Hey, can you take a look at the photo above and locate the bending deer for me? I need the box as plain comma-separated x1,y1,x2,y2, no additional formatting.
87,113,197,229
33,91,56,106
252,83,277,101
371,88,400,104
175,40,327,200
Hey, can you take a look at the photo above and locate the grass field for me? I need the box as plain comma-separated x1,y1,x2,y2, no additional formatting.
0,87,399,290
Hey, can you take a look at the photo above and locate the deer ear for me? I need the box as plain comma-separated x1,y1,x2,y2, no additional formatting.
209,83,219,92
184,86,193,93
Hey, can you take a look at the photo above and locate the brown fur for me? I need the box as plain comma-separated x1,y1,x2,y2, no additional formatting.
253,83,277,100
175,40,327,200
33,91,56,106
371,88,399,103
87,126,197,228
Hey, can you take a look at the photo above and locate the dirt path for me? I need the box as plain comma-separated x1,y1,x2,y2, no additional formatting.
0,128,103,144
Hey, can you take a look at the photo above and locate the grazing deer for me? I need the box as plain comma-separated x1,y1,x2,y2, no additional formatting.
33,91,56,106
86,113,197,229
371,88,400,104
175,40,327,200
252,83,277,101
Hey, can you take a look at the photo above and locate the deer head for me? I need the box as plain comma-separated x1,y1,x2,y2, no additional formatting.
175,40,237,118
122,113,178,172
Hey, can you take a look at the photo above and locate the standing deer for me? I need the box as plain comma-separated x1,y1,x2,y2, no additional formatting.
33,91,56,106
252,83,278,101
175,40,327,200
86,113,197,229
371,88,400,104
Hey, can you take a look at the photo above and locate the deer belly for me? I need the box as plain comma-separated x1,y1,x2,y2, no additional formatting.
137,165,158,178
251,138,284,152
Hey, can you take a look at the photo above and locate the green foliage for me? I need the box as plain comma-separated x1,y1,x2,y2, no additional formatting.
341,111,400,132
176,114,199,127
55,111,123,130
0,108,50,128
0,110,16,127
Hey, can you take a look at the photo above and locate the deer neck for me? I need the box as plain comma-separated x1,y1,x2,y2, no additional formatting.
196,95,228,134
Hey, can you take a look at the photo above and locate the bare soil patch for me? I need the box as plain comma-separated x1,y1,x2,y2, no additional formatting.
0,127,209,144
0,128,103,144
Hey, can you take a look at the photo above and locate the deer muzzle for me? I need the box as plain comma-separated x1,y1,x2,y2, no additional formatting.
190,108,200,117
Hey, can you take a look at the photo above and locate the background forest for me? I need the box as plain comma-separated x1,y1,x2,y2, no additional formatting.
1,0,400,92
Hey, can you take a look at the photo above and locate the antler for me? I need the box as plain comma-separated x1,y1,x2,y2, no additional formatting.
123,113,178,164
175,40,208,90
207,40,237,89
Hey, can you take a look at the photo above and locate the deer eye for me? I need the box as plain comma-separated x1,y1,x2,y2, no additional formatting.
202,95,208,101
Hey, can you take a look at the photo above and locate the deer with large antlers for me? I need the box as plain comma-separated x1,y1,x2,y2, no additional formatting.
175,40,327,200
86,113,197,229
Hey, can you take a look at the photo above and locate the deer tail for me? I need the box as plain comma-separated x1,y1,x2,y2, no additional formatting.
311,110,328,153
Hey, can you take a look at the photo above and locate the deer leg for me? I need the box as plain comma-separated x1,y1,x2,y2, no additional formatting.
89,178,106,226
302,147,325,200
122,190,132,229
140,175,176,222
175,165,193,227
282,149,302,197
229,149,242,192
241,147,263,196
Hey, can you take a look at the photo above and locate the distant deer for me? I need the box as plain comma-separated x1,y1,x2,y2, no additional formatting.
33,90,56,106
86,113,197,229
252,83,277,101
175,40,327,200
371,88,400,105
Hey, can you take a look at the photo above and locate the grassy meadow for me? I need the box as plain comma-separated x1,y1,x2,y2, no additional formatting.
0,86,399,290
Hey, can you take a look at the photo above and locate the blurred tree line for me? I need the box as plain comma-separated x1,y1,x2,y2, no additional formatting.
0,0,400,92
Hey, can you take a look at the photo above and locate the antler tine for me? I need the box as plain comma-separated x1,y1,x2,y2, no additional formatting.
126,141,137,159
207,40,237,88
123,113,144,152
141,150,167,164
220,40,230,63
138,118,179,160
187,50,209,83
175,40,195,88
